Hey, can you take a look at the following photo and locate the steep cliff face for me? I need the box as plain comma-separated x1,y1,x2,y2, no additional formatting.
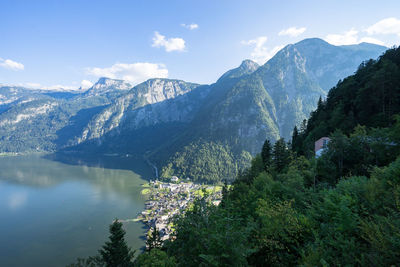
75,78,203,144
253,43,325,139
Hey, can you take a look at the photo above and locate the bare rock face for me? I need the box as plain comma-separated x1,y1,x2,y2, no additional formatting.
142,79,194,104
84,77,132,96
75,78,203,144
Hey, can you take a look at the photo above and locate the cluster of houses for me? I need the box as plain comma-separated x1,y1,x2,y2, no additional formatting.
137,178,222,242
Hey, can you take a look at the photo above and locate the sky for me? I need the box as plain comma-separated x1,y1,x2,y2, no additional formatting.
1,0,400,90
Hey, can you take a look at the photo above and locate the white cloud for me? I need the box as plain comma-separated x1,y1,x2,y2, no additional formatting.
325,28,385,46
86,62,168,85
0,58,24,71
23,82,79,91
152,31,186,52
242,36,284,64
181,23,199,30
278,26,306,37
42,84,77,90
366,17,400,36
325,29,359,45
7,82,82,91
81,80,93,89
358,37,385,46
25,82,42,88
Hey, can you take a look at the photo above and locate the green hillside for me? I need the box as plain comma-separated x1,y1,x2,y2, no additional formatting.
156,39,386,183
135,46,400,266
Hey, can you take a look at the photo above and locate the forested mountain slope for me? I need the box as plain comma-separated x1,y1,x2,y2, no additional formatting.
156,39,386,182
134,46,400,267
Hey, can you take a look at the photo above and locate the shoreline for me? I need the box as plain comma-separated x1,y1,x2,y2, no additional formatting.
137,179,223,242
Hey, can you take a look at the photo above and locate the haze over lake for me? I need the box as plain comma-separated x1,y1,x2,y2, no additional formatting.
0,154,153,267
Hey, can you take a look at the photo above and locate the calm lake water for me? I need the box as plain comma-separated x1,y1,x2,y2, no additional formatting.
0,154,153,267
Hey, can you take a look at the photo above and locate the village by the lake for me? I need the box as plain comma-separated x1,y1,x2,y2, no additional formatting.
136,177,223,242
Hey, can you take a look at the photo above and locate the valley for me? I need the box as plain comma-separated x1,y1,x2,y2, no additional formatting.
0,38,387,183
2,1,399,265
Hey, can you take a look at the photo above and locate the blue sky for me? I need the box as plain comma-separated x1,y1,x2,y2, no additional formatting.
1,0,400,90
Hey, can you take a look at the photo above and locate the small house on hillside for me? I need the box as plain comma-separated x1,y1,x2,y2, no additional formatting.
171,176,179,182
315,137,330,158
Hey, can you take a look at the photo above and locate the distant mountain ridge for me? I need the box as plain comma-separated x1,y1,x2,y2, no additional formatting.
74,78,202,146
0,38,387,182
84,77,132,96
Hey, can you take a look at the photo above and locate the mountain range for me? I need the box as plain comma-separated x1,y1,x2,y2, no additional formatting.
0,38,387,182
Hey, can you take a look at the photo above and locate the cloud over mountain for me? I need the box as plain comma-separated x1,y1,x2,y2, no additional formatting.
242,36,284,64
366,17,400,36
86,62,168,85
325,29,385,46
278,26,306,37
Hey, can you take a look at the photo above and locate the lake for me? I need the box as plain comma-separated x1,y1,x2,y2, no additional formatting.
0,153,153,267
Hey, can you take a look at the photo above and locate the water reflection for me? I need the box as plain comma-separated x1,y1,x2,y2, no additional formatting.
0,154,152,266
7,191,28,210
0,154,153,202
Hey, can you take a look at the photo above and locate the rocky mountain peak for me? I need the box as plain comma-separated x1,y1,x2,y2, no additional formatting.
84,77,132,96
217,59,260,82
239,59,259,72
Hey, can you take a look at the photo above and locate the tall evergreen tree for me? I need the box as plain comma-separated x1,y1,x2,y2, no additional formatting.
291,126,299,152
300,119,307,133
317,95,323,109
261,139,272,172
99,220,135,267
273,138,291,172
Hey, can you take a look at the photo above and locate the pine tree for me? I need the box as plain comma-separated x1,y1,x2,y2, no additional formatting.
291,126,299,152
220,179,229,207
273,138,291,172
261,139,272,172
300,119,307,133
99,220,135,267
222,179,229,198
317,95,323,109
146,227,162,251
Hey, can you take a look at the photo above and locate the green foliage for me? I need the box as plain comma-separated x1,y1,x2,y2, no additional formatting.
293,47,400,155
272,138,292,172
261,139,272,171
251,199,310,266
69,220,135,267
165,197,254,267
134,249,176,267
159,47,400,266
99,220,135,267
160,141,251,183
